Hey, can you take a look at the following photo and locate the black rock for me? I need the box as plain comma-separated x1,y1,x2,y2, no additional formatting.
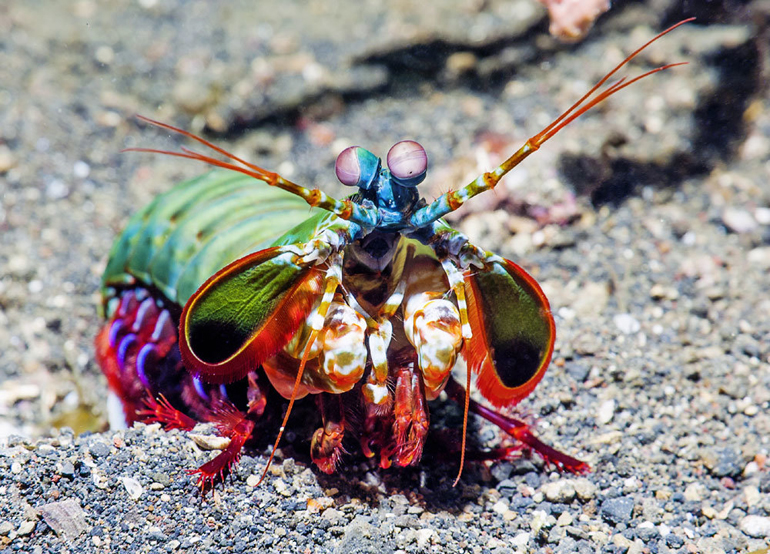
600,497,634,524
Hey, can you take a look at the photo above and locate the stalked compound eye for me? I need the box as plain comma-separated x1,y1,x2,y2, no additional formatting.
335,146,380,190
386,140,428,187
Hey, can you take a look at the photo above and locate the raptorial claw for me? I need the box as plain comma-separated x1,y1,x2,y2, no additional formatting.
311,394,347,473
310,422,346,474
390,365,429,467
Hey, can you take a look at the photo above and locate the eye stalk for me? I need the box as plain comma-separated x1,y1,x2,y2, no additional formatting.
335,146,380,190
387,140,427,187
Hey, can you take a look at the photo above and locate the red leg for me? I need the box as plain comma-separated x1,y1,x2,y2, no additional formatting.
187,415,255,493
444,378,589,473
137,394,196,431
310,394,346,474
187,373,269,494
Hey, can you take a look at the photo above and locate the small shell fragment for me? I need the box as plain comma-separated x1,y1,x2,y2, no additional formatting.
39,499,90,537
120,476,144,500
189,433,231,451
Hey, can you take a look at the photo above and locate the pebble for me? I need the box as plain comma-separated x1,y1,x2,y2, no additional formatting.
743,486,760,506
722,207,757,234
415,528,434,549
172,79,212,114
613,534,633,550
490,461,513,481
573,479,596,501
748,247,770,269
708,448,744,478
496,478,518,498
542,479,576,503
491,500,509,515
46,179,69,200
322,508,344,524
600,497,634,524
189,433,230,450
755,206,770,225
597,399,616,425
37,444,56,457
614,313,641,334
684,482,706,502
636,522,659,541
18,520,36,536
739,515,770,538
530,510,550,536
39,499,89,537
120,476,143,500
511,531,530,548
88,441,110,458
73,160,91,179
0,521,13,536
57,461,76,477
0,382,41,404
0,145,16,172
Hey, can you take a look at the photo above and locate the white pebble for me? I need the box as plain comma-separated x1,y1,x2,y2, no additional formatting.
743,486,761,507
46,179,70,199
755,207,770,225
740,515,770,538
73,160,91,178
491,500,509,515
28,280,44,294
597,399,615,425
722,207,757,234
530,510,549,536
542,479,576,503
614,313,640,335
511,532,530,547
748,247,770,269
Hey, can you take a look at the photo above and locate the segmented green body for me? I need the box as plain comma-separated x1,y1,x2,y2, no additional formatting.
101,170,316,310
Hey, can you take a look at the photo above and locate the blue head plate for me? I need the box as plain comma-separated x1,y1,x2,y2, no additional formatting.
335,141,428,230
